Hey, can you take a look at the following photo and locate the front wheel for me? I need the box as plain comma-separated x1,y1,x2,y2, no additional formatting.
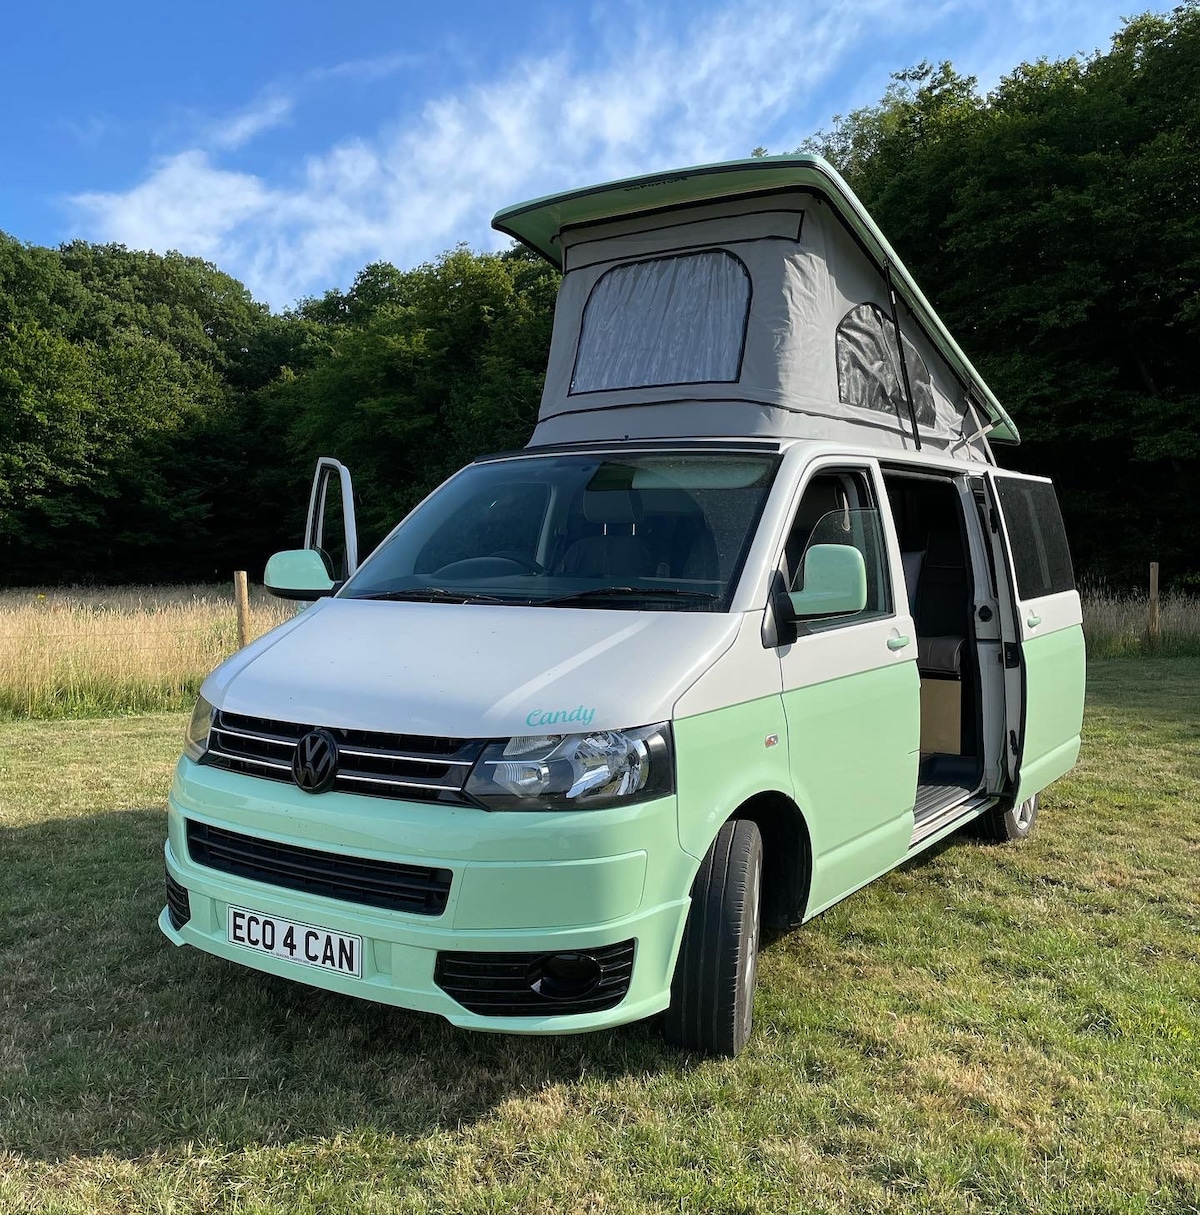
663,818,762,1057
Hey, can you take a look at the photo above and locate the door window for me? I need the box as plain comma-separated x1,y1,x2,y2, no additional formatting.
994,478,1074,599
782,470,893,627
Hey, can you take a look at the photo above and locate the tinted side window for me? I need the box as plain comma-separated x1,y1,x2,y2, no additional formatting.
996,478,1074,598
783,470,893,627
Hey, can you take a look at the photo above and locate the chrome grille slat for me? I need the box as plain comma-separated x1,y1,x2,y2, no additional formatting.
205,710,483,805
213,724,300,748
337,745,472,767
335,773,448,792
213,751,293,773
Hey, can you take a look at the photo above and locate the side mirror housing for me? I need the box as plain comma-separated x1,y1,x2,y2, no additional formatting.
789,544,867,618
264,549,337,601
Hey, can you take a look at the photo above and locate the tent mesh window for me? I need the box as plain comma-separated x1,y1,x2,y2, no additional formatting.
836,302,937,428
570,250,750,394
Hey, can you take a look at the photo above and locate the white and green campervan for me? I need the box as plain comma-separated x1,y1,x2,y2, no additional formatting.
160,156,1085,1056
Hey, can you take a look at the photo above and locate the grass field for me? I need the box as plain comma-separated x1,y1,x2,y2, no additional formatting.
0,586,293,720
1,658,1197,1214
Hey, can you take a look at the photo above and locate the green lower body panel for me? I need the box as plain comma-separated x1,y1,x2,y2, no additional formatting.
161,759,694,1033
784,662,920,916
1016,623,1086,806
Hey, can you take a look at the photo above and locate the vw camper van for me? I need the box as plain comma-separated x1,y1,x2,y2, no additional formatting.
160,157,1085,1056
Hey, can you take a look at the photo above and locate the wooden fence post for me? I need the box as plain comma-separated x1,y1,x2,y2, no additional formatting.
1148,561,1160,650
234,570,251,649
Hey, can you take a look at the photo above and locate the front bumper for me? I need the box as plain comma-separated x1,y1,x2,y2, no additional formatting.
160,758,695,1033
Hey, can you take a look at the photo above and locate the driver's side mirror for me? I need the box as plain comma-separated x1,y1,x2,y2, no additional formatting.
789,544,868,617
265,549,338,601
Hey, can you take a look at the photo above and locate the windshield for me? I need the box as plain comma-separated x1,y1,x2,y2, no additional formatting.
340,450,780,611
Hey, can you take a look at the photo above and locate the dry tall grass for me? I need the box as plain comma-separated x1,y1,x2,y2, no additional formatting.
1080,586,1200,658
1,583,1197,720
0,585,293,719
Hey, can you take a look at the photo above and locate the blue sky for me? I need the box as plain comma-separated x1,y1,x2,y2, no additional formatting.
2,0,1164,308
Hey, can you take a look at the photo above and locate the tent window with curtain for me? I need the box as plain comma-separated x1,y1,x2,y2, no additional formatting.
836,302,937,428
570,250,750,394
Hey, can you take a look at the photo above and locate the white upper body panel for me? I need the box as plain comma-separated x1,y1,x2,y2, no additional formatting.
202,596,743,738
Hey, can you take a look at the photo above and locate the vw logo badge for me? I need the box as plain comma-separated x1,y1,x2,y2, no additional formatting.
292,728,339,794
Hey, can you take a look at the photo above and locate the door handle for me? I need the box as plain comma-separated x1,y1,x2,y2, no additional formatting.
1027,612,1042,628
887,635,911,651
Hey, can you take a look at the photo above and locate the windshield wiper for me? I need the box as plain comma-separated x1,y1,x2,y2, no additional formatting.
541,586,720,608
355,587,510,604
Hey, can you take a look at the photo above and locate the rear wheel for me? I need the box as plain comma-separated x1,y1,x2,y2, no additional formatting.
663,818,762,1057
976,792,1040,842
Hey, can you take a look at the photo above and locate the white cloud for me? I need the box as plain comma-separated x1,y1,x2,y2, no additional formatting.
65,0,1136,307
209,93,294,150
72,151,273,259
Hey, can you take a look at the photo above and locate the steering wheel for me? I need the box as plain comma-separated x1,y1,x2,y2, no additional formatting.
487,551,544,575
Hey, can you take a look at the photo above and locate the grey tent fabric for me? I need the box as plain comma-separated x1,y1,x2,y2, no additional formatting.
571,252,749,393
527,192,989,460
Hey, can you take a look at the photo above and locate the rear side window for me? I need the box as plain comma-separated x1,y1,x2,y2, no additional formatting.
836,302,937,428
571,250,750,393
995,478,1074,598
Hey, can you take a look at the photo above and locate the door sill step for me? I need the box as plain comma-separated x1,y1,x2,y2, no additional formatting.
910,793,994,848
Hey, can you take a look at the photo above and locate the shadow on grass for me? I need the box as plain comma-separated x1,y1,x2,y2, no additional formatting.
0,808,678,1162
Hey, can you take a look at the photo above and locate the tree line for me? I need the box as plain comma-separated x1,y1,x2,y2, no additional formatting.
1,4,1196,589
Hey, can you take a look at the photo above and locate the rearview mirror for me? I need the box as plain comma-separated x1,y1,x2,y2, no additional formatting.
264,549,337,601
789,544,867,617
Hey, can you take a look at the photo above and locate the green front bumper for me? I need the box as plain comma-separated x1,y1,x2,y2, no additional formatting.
160,758,695,1033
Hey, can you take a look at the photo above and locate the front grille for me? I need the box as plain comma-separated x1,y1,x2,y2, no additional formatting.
165,869,191,929
186,819,453,916
435,940,636,1016
204,710,484,803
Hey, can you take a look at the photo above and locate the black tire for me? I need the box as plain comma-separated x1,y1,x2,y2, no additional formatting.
975,792,1040,843
663,818,763,1057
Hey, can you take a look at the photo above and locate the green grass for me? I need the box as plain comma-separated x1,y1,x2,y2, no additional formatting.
1,660,1198,1214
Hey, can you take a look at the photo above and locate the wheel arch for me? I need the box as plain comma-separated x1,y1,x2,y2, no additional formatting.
729,790,811,931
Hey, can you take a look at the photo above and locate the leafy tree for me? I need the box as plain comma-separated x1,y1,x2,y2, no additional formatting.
798,6,1200,584
262,246,557,555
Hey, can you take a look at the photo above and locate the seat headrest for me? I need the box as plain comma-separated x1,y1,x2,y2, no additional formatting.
583,489,644,525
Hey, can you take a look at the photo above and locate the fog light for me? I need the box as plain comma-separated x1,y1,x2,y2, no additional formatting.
529,951,602,1001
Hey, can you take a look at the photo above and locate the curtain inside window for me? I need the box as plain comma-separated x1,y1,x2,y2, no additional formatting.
571,251,749,393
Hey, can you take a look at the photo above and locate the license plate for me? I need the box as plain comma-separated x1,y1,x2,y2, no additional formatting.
226,905,362,978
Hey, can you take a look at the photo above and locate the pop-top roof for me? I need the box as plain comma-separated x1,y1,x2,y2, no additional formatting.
492,155,1018,445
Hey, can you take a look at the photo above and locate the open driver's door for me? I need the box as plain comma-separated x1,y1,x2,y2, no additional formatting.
305,457,359,580
986,470,1085,807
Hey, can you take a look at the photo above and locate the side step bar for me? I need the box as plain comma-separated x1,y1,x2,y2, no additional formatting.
910,793,995,849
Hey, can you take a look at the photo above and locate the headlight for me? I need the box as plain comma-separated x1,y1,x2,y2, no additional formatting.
465,723,673,811
184,695,215,761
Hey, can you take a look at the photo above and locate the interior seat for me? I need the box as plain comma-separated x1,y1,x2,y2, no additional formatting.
913,528,969,676
556,490,654,578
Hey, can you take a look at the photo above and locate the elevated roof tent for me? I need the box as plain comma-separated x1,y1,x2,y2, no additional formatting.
492,155,1017,461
